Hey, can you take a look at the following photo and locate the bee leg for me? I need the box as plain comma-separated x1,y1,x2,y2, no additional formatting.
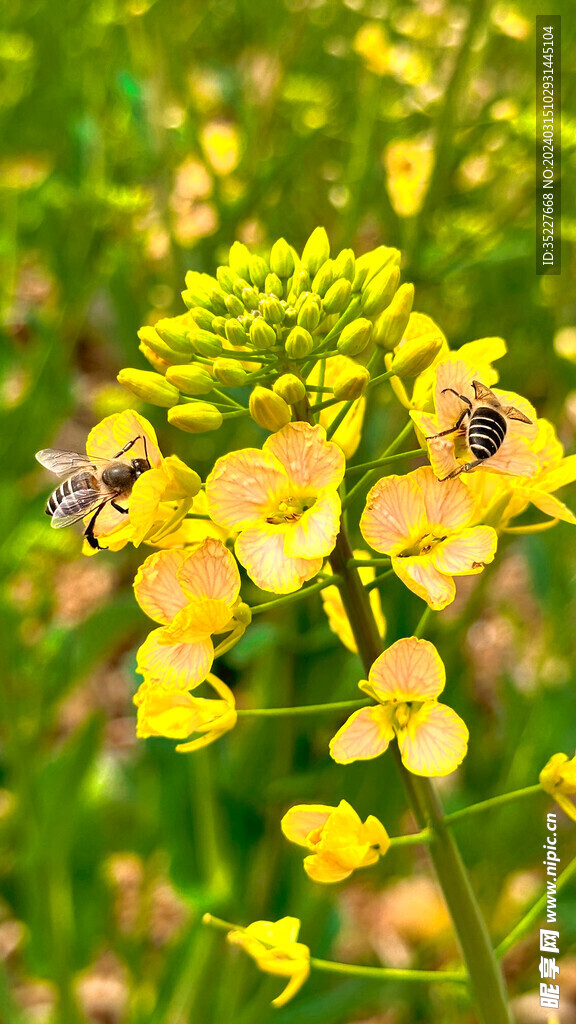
426,407,470,440
111,501,129,514
84,500,110,551
440,458,485,481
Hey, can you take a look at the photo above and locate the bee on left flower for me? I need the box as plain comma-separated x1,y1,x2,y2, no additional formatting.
36,436,151,550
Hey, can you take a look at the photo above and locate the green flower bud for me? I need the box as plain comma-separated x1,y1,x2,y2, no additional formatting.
234,601,252,626
249,386,292,432
250,317,277,350
168,402,223,433
225,319,249,347
242,285,260,310
189,329,223,358
165,364,215,396
228,241,252,280
211,316,228,337
283,305,297,327
208,288,228,315
269,238,295,279
265,272,283,297
301,226,330,276
232,277,251,301
332,364,370,401
290,267,311,298
285,326,314,358
183,271,216,309
225,293,244,317
323,278,352,314
117,368,180,407
336,317,373,356
260,296,285,325
137,327,187,364
153,317,194,355
390,329,444,378
213,358,249,386
332,248,355,282
190,306,216,331
249,255,269,289
138,338,173,373
361,264,400,317
273,373,306,404
311,259,334,297
373,283,415,350
352,246,400,291
217,266,236,293
297,296,321,331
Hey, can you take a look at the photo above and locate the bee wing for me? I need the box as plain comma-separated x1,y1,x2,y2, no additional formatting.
36,449,98,476
49,489,112,529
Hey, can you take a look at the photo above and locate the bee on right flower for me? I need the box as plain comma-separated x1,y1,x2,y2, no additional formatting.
426,380,533,480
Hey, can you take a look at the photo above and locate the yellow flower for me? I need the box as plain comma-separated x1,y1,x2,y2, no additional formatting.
82,409,201,553
308,355,366,458
384,136,433,218
206,422,345,594
466,418,576,529
411,360,538,481
134,538,244,689
360,466,497,610
540,753,576,823
408,329,507,413
321,550,385,652
281,799,390,883
134,673,237,752
227,917,310,1007
330,638,469,777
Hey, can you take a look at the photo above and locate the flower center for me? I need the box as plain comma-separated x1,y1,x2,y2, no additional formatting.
266,495,316,525
397,533,447,557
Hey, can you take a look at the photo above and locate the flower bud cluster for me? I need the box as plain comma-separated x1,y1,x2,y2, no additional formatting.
118,228,426,433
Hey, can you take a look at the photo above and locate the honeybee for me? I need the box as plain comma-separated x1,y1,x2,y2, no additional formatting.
36,436,151,549
426,381,533,480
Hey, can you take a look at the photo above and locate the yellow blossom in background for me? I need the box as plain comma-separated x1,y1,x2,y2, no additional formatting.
411,360,538,481
360,466,497,610
308,355,366,457
540,753,576,823
227,917,310,1007
206,422,345,594
321,550,385,652
281,799,390,883
383,136,433,218
134,538,244,689
330,638,469,776
134,673,237,753
200,121,241,176
353,23,390,76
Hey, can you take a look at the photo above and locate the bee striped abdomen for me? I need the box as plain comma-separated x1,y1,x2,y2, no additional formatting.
467,408,507,460
46,472,99,516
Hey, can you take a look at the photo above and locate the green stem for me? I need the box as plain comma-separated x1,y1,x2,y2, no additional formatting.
495,853,576,960
445,785,542,826
328,526,513,1024
365,568,395,592
388,828,431,848
236,698,369,718
310,958,466,985
366,367,396,388
346,449,423,477
326,399,354,440
309,396,343,414
222,409,251,420
342,420,415,509
250,575,341,615
414,606,433,639
348,557,391,569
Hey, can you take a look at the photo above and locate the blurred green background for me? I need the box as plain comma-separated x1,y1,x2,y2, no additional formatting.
1,0,576,1021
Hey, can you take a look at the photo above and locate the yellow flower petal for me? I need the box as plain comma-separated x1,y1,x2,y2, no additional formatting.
136,627,213,689
163,597,234,641
87,409,162,467
366,637,446,702
177,537,241,604
303,853,354,884
281,805,333,847
329,706,395,764
431,526,497,576
283,492,341,559
361,474,427,555
413,466,474,533
133,549,189,624
398,702,469,776
236,523,322,594
392,554,456,610
206,448,287,530
264,421,345,491
527,490,576,525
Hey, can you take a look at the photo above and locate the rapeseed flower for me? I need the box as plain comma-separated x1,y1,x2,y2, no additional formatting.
227,917,310,1007
360,466,497,610
330,638,469,776
540,752,576,823
206,422,345,593
134,673,237,752
134,538,244,689
281,799,389,883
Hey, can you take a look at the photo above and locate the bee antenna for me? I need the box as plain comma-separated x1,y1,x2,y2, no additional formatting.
142,434,149,464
